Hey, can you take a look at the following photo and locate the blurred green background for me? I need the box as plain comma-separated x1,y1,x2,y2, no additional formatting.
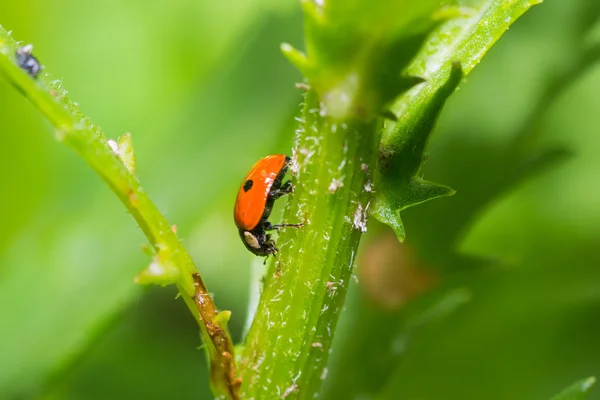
1,0,599,399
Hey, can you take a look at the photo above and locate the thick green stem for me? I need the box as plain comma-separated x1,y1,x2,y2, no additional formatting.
0,26,238,399
240,90,380,398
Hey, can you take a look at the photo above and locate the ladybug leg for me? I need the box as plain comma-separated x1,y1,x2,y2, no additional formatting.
280,181,293,193
263,249,279,265
263,221,304,231
268,181,294,200
263,232,279,250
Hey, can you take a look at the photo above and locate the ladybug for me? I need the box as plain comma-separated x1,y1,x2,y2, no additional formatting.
234,154,302,257
16,44,41,78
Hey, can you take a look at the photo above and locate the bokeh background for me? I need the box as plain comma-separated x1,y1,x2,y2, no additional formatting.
1,0,600,399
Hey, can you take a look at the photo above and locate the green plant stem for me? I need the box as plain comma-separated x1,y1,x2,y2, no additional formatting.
240,90,380,398
0,26,238,399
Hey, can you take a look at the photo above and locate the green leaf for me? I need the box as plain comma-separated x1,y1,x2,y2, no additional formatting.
401,178,456,208
550,378,596,400
371,62,462,240
282,0,458,120
372,0,542,240
327,3,600,400
384,0,543,142
134,254,181,287
371,178,456,242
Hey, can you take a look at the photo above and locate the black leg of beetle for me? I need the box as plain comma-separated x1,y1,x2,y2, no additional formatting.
263,221,304,231
268,181,294,200
280,181,293,193
263,247,279,264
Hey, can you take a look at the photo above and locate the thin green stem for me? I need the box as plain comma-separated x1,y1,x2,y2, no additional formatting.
0,26,238,399
240,89,381,398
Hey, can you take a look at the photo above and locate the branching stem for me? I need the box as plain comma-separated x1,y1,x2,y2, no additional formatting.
0,25,238,400
240,90,380,398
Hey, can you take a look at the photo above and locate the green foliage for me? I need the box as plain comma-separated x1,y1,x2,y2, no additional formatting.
281,0,452,120
240,0,542,398
551,378,596,400
240,89,381,398
325,2,600,399
0,23,243,399
372,62,462,241
322,286,471,398
0,4,303,398
372,0,542,241
2,0,600,400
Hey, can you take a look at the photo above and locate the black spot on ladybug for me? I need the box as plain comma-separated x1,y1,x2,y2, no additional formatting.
16,44,41,78
243,179,253,192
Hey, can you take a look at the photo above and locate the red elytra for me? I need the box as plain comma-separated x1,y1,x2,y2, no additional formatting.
234,154,301,257
234,154,288,231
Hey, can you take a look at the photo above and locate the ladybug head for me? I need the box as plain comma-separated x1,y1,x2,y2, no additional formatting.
239,229,278,257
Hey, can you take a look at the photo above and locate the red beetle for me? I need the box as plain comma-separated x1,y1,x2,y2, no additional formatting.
234,154,301,256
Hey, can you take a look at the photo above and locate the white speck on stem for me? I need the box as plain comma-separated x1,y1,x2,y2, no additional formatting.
107,139,120,155
281,382,298,398
328,178,344,193
271,289,284,302
305,136,321,145
147,260,163,276
320,368,328,380
319,101,327,116
299,148,316,165
352,202,370,232
349,250,357,279
326,281,337,296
